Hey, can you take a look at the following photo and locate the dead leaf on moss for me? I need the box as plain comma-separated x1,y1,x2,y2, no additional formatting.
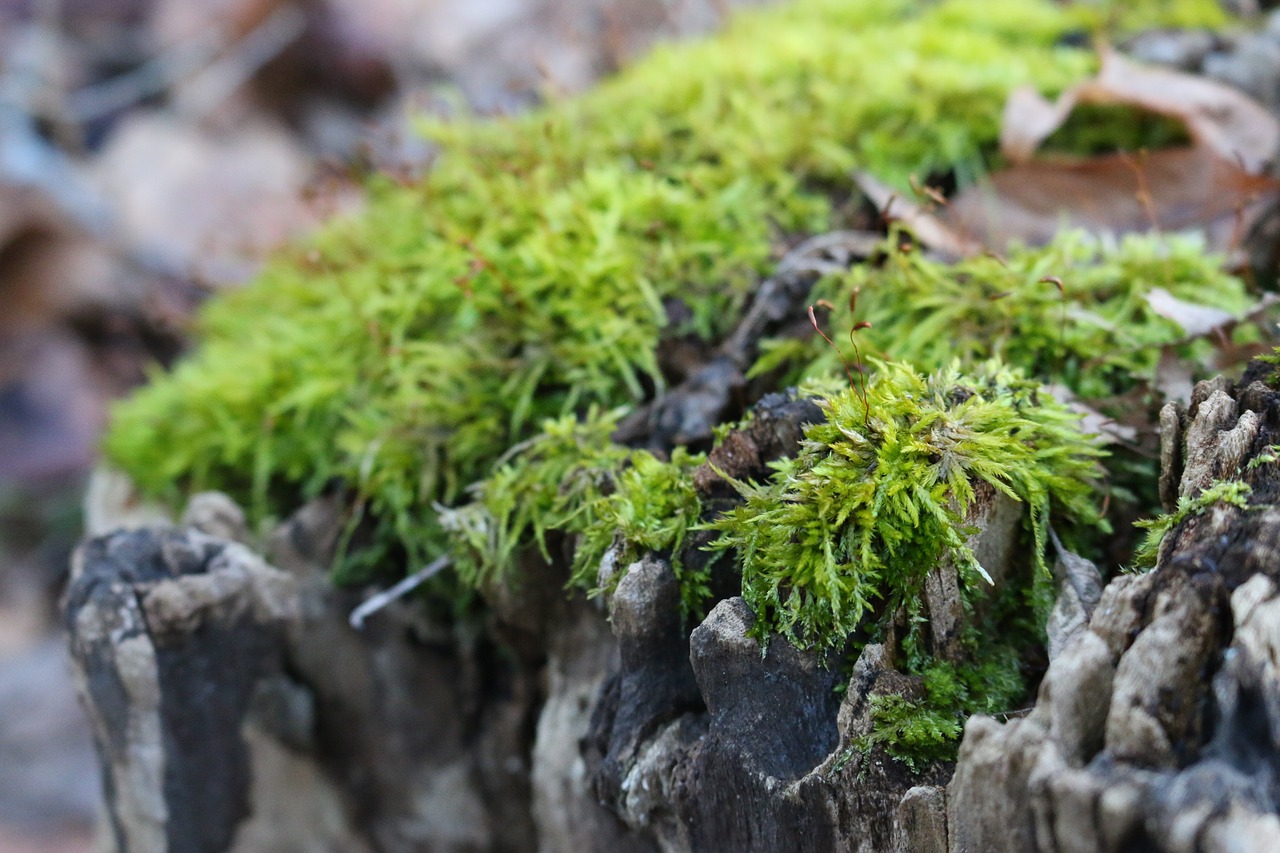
934,49,1280,252
948,147,1277,249
1001,49,1280,170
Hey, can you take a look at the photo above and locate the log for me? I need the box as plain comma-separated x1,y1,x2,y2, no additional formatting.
947,372,1280,852
67,371,1280,851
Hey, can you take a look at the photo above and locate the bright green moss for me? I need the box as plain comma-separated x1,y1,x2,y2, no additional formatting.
706,360,1104,654
573,447,707,612
440,409,706,610
701,360,1101,767
104,0,1233,591
757,232,1255,402
1132,479,1253,568
104,0,1134,578
436,409,632,590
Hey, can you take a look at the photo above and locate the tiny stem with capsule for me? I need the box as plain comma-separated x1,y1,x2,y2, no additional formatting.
808,291,872,427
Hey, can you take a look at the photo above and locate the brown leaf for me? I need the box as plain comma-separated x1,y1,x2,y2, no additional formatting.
947,146,1279,250
945,48,1280,251
1001,49,1280,172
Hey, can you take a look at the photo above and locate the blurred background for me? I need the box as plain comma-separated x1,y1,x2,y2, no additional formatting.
0,0,769,849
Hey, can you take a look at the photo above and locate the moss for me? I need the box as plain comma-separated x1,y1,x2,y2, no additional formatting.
95,0,1238,774
436,408,632,590
574,447,707,613
705,360,1104,655
756,232,1255,403
1132,479,1253,568
699,360,1099,767
105,0,1204,579
440,409,707,613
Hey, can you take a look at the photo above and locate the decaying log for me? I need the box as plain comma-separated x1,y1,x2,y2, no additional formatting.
67,369,1280,852
66,491,552,853
65,387,1029,852
948,372,1280,852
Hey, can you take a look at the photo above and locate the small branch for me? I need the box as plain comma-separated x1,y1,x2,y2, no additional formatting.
349,556,453,630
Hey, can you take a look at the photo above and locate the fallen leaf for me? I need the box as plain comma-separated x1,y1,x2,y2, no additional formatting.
948,146,1278,249
937,48,1280,252
1001,48,1280,172
1145,287,1236,338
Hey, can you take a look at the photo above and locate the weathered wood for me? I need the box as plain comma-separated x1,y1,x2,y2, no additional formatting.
66,491,549,853
948,372,1280,852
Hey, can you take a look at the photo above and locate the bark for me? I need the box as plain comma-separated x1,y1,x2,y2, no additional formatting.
66,372,1280,851
947,373,1280,852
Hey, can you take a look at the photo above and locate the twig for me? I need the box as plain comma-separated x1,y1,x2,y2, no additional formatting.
65,31,221,123
349,556,453,630
176,4,308,119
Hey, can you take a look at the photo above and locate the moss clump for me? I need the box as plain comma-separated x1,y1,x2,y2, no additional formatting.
572,447,707,611
1133,479,1253,568
757,232,1255,402
436,409,632,590
699,360,1100,766
441,410,705,612
706,360,1103,654
104,0,1197,579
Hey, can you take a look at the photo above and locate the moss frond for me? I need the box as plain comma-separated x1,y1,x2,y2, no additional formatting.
706,360,1104,655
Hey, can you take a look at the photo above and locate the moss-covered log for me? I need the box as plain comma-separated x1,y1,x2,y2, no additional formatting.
948,368,1280,852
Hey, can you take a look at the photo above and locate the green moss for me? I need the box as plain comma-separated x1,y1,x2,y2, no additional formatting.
1132,479,1253,568
96,0,1238,775
757,232,1254,402
440,409,707,613
436,409,632,589
574,447,707,612
706,360,1103,654
1039,104,1193,157
105,0,1168,579
701,360,1099,767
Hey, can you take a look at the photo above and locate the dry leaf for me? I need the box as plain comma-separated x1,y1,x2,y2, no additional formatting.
948,146,1278,249
90,113,345,284
940,48,1280,251
1001,49,1280,171
1146,287,1237,338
